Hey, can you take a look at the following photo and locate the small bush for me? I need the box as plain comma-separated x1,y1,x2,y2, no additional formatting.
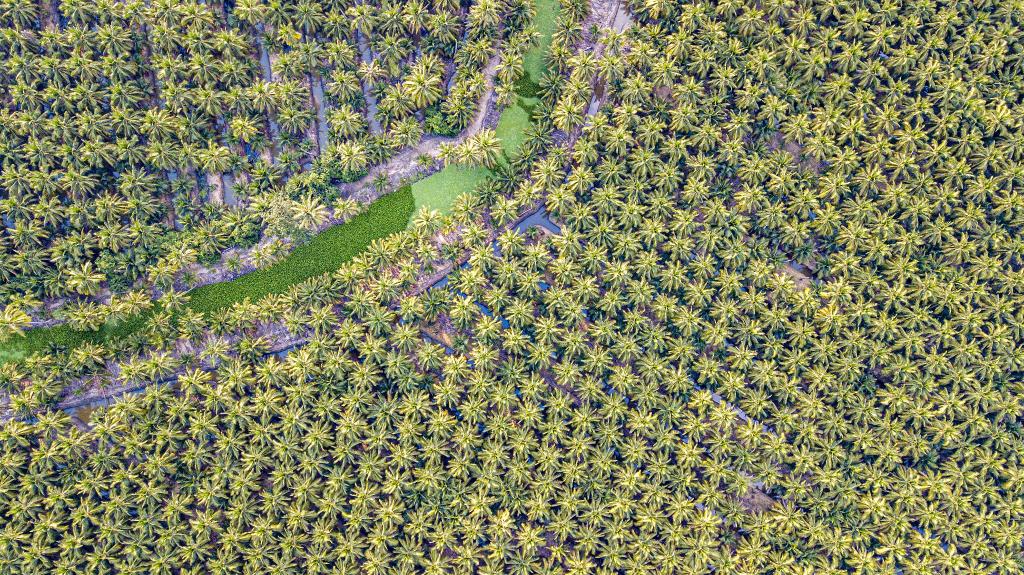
425,109,459,136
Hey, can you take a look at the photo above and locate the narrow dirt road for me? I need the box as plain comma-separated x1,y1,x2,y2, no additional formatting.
340,55,502,205
583,0,633,121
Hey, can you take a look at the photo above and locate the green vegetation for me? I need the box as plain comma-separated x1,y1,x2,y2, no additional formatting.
0,310,154,366
0,188,414,363
0,0,535,328
4,0,1024,574
2,0,561,358
496,97,539,157
523,0,561,82
409,167,491,221
188,187,415,314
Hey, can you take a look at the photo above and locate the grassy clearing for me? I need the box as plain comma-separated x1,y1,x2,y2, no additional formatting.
497,97,538,157
0,188,415,364
407,93,535,224
409,166,491,223
523,0,560,83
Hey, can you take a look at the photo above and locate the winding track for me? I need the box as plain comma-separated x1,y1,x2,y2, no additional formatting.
340,55,502,205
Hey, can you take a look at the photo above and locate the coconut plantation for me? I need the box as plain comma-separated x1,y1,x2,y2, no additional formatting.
1,0,1023,574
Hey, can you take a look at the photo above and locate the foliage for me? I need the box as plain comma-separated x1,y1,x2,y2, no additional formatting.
411,166,492,221
0,0,531,323
4,0,1023,574
0,187,414,363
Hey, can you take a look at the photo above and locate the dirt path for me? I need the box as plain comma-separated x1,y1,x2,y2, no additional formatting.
465,57,500,135
341,54,502,204
357,31,383,135
583,0,633,120
586,0,632,45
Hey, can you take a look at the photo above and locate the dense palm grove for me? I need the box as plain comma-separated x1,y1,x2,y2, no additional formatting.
0,0,532,320
2,0,1024,573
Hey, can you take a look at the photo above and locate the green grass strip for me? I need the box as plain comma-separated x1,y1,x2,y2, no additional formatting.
523,0,560,85
0,311,154,365
0,187,415,364
496,97,538,157
188,186,414,314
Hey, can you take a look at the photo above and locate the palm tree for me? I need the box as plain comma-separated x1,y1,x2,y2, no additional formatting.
292,194,330,231
229,116,262,146
457,129,502,168
197,141,235,204
0,305,32,342
331,140,368,175
403,61,443,110
328,105,366,139
468,0,502,30
65,261,107,296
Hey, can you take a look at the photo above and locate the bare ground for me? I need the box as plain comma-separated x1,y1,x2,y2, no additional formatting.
208,173,226,205
783,262,813,290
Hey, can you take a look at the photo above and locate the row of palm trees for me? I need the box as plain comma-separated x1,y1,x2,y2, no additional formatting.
3,0,1023,573
533,0,1022,570
0,0,533,324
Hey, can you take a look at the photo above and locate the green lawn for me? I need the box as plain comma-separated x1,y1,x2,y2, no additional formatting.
409,165,491,224
0,188,415,364
407,29,548,222
523,0,560,84
497,97,538,157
